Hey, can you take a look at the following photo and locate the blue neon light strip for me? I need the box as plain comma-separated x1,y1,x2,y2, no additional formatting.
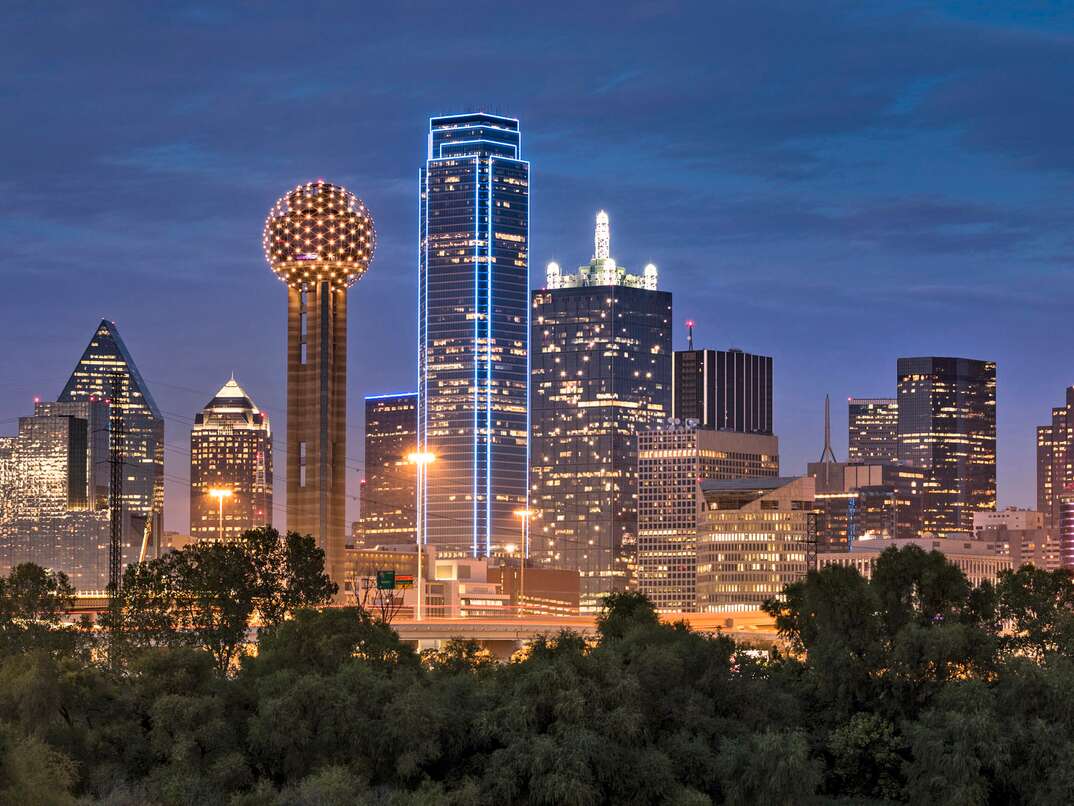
365,391,418,401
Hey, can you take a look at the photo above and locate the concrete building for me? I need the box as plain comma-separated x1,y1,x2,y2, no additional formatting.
695,476,814,612
531,211,671,611
897,357,996,534
189,377,272,541
638,424,779,611
819,536,1012,587
1060,487,1074,570
264,180,375,583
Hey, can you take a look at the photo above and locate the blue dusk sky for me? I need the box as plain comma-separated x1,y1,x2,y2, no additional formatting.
2,2,1072,532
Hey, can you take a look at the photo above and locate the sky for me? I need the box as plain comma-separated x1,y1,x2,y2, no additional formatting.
2,1,1073,533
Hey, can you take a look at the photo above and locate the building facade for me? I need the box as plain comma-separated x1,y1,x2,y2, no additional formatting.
1037,386,1074,532
638,425,779,611
359,393,418,548
58,320,164,556
896,357,996,535
672,348,773,434
848,398,898,464
264,180,375,583
819,537,1012,588
696,476,814,612
531,211,671,611
1060,487,1074,570
189,377,272,541
807,461,925,547
0,400,113,591
418,113,529,558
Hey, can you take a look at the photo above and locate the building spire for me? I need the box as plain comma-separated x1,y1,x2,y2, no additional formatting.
820,394,838,464
594,210,610,260
686,320,695,350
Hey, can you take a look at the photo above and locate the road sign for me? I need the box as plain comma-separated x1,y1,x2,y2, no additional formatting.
395,574,414,589
376,570,396,590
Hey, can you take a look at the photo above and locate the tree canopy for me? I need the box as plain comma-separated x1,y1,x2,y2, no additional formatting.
2,544,1074,804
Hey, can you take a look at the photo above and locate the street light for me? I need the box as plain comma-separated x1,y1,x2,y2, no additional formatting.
407,451,436,621
208,488,233,542
513,508,534,617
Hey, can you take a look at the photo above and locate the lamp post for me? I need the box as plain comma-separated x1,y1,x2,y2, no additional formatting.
208,488,233,542
407,451,436,621
513,508,533,617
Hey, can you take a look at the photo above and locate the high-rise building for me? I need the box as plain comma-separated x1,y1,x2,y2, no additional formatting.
973,509,1056,570
58,320,164,554
359,393,417,548
0,400,113,591
1037,386,1074,532
418,113,529,558
189,377,272,541
672,348,772,434
848,398,899,464
264,180,376,583
638,424,778,611
531,211,671,610
896,357,996,535
1060,487,1074,570
696,476,814,612
807,462,926,547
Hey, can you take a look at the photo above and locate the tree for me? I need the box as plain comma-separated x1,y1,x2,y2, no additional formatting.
112,528,336,672
0,722,77,806
0,564,77,656
996,564,1074,661
716,729,821,805
596,591,660,641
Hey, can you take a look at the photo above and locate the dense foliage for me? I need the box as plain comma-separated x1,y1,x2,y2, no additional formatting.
3,541,1074,804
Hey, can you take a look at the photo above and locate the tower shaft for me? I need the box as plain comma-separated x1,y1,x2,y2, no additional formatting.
286,282,348,580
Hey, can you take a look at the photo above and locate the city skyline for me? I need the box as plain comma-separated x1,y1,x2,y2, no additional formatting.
4,4,1073,534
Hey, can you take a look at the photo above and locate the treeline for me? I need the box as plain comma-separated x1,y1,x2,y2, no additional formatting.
3,531,1074,804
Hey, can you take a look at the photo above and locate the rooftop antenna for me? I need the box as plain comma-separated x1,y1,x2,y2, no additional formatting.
819,394,838,464
686,320,695,350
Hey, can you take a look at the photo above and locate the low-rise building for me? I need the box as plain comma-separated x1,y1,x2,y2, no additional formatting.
819,536,1013,587
695,476,814,612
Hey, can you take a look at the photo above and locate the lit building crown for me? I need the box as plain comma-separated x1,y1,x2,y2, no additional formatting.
546,211,658,291
263,179,376,291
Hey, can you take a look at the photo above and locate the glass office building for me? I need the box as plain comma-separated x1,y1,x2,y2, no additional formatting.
58,320,164,554
672,348,773,434
848,398,899,465
189,377,273,541
531,212,671,610
0,400,113,591
1037,386,1074,532
897,357,996,534
359,393,418,547
418,114,529,557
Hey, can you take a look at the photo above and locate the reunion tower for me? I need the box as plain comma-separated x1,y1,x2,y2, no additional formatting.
264,180,375,582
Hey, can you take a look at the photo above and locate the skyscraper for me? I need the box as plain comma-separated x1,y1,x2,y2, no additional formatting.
418,114,529,557
264,180,376,582
59,320,164,555
848,398,899,464
359,393,417,547
1060,487,1074,570
897,357,996,534
672,347,773,434
531,211,671,610
638,424,779,611
189,377,272,541
0,400,112,591
1037,386,1074,532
